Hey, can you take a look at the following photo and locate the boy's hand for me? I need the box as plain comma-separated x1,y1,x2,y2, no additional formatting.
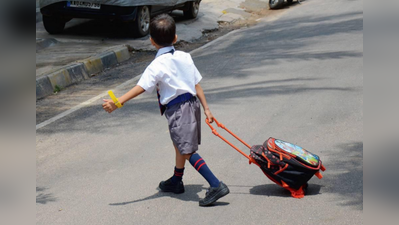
102,99,117,113
204,109,214,123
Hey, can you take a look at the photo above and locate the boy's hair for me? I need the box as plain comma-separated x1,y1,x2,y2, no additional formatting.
150,14,176,47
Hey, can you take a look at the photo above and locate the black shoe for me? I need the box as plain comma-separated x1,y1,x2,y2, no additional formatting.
199,181,229,206
159,178,185,194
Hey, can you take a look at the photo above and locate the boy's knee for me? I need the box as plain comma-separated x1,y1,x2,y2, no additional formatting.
183,153,194,160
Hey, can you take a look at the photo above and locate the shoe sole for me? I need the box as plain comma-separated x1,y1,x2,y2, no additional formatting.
199,186,230,206
159,183,185,194
160,188,185,194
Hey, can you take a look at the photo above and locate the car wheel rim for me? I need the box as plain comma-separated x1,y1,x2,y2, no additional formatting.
193,2,199,15
140,7,150,32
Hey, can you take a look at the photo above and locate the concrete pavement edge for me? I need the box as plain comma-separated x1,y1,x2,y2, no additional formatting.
36,45,131,100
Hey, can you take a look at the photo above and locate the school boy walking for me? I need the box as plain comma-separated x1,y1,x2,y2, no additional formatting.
102,14,229,206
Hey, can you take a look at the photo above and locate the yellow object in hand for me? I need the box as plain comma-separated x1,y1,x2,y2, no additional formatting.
108,90,123,108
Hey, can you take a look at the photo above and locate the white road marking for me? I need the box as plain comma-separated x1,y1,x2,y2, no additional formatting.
36,77,138,130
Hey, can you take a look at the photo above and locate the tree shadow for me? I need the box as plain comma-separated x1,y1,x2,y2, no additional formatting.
36,10,363,133
36,74,355,135
109,184,229,207
322,142,363,209
36,187,57,204
193,11,363,78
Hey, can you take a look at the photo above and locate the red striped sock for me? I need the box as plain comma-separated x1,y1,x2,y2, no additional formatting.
171,167,184,184
189,153,220,187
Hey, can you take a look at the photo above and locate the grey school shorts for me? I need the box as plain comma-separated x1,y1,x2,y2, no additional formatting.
164,97,201,155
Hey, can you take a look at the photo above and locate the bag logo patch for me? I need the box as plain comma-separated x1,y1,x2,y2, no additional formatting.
274,139,319,166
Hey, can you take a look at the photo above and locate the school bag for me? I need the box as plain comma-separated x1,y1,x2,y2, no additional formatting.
206,118,326,198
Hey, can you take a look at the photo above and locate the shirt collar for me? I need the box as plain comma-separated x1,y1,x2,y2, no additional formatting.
155,46,175,58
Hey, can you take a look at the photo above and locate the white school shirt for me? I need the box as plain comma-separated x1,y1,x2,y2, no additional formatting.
137,46,202,105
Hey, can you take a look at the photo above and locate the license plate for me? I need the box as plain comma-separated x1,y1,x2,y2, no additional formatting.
67,1,101,10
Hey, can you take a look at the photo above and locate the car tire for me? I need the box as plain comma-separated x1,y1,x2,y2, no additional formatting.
269,0,285,9
183,1,200,19
287,0,293,3
129,6,150,37
42,15,66,34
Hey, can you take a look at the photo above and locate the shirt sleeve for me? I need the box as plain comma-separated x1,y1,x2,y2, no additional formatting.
187,54,202,84
193,66,202,85
137,62,159,94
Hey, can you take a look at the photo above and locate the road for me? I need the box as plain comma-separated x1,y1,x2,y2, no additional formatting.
36,0,277,79
36,0,363,224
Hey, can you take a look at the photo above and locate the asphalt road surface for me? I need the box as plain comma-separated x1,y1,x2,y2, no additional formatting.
36,0,363,224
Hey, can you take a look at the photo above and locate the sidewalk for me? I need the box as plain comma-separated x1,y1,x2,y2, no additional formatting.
36,0,269,100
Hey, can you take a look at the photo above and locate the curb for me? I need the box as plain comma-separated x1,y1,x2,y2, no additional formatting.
36,38,58,51
36,45,131,100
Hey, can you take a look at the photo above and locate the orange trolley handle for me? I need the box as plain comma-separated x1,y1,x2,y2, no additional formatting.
206,118,252,160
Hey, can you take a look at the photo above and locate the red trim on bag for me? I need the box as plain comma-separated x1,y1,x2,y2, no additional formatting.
290,185,306,199
261,152,272,169
249,157,260,166
315,171,323,179
267,147,291,160
321,163,326,171
263,171,305,198
281,180,289,188
275,164,289,175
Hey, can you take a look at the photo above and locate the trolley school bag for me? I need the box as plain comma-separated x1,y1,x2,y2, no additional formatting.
206,118,326,199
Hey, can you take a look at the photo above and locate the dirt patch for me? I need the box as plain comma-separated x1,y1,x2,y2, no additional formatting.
155,6,278,53
166,0,288,52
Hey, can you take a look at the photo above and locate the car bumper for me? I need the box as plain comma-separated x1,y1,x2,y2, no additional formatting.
40,2,138,21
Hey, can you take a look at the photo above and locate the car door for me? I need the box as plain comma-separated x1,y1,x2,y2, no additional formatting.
150,4,176,16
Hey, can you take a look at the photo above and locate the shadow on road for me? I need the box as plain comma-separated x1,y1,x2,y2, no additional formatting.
36,10,363,129
244,142,362,209
109,184,228,207
37,10,363,211
36,74,355,135
193,11,363,78
36,186,57,204
249,183,322,198
322,141,363,210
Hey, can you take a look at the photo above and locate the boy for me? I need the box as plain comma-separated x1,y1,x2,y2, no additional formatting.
102,14,229,206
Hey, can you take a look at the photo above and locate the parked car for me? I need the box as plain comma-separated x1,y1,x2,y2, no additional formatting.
269,0,293,9
40,0,201,37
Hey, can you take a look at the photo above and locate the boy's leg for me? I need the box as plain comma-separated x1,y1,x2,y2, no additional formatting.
188,153,219,187
175,144,189,168
175,145,220,188
188,153,230,206
158,145,186,194
172,145,187,184
173,141,220,189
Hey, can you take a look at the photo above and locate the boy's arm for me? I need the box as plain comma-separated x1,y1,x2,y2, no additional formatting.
102,85,145,113
195,83,214,123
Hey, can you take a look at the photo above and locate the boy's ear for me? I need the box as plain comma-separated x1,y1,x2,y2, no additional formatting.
173,35,178,44
150,37,161,49
150,37,156,46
